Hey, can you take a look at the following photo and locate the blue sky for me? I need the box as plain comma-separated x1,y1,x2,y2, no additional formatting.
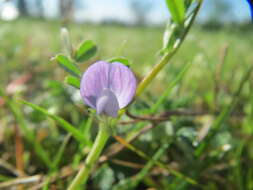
200,0,251,22
0,0,252,23
48,0,252,23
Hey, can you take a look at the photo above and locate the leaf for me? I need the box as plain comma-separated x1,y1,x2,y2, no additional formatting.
6,98,52,168
75,40,97,62
184,0,195,9
94,164,115,190
161,22,184,54
64,75,80,89
107,57,131,67
166,0,185,24
20,100,85,143
51,134,71,171
54,54,81,77
113,135,198,186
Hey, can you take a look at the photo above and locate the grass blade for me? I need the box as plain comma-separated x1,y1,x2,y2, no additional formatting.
20,100,85,143
51,134,72,171
113,136,199,186
112,141,172,190
4,96,52,168
150,62,192,113
195,65,253,157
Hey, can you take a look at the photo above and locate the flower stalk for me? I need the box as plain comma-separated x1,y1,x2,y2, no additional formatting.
67,123,110,190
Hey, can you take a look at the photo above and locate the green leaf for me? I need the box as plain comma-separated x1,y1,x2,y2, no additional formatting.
161,22,183,54
107,57,131,67
51,134,71,171
54,54,81,77
184,0,194,9
94,164,115,190
20,100,85,143
75,40,97,62
166,0,185,24
64,75,80,89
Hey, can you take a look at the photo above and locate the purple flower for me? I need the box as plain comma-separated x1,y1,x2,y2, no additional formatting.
80,61,137,117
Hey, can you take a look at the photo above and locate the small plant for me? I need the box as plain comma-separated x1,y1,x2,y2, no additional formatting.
2,0,252,189
42,0,204,189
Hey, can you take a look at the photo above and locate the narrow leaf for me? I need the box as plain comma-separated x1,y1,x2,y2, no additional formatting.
113,135,199,186
51,134,71,171
54,54,81,77
166,0,185,24
64,75,80,89
4,97,52,168
195,65,253,157
20,100,85,143
112,141,171,190
108,57,131,67
75,40,97,62
150,62,192,113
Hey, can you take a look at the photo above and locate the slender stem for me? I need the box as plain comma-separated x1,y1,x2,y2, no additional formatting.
136,51,175,96
136,0,202,97
67,123,110,190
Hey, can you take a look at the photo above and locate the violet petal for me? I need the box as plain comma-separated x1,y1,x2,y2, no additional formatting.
80,61,137,117
109,62,137,108
80,61,110,108
96,89,119,118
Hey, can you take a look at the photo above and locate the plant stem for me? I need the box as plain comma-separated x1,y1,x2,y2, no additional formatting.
136,51,176,96
136,0,202,97
67,123,110,190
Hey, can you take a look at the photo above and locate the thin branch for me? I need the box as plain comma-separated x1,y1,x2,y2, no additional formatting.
29,165,76,190
123,109,245,125
15,125,25,177
214,44,229,107
111,159,144,169
0,159,23,177
0,175,42,189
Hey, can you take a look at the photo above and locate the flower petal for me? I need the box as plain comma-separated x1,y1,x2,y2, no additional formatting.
80,61,110,108
96,89,119,117
109,62,137,108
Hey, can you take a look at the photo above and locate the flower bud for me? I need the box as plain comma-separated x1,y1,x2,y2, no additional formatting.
61,27,73,57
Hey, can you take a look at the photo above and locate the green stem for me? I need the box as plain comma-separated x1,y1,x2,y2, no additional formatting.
67,123,110,190
136,51,176,96
136,0,202,97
